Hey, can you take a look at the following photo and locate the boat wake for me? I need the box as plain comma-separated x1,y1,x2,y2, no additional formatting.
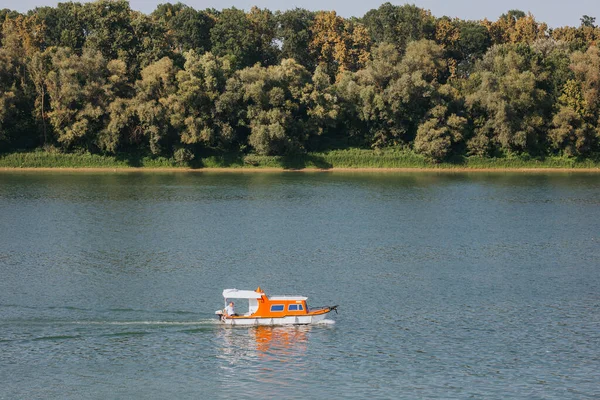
314,319,336,325
71,319,220,326
1,320,223,343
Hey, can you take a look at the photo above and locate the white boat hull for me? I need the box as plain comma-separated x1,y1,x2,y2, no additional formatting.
221,313,328,326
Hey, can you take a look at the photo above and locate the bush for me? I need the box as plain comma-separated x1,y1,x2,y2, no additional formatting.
173,148,195,165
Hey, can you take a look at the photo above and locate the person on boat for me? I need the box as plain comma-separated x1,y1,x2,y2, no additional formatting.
224,301,238,317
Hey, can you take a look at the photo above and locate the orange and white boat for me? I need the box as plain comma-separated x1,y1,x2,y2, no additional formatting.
215,287,338,326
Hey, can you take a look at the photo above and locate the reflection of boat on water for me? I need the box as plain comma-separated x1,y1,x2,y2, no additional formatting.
254,325,309,357
215,287,338,326
216,325,313,374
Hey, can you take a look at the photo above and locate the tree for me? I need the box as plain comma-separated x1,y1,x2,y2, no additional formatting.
569,46,600,116
246,7,279,66
482,11,547,45
169,51,234,149
335,42,403,147
513,13,548,43
43,48,119,151
0,9,20,29
44,48,111,149
529,39,572,106
82,0,137,66
0,50,21,146
276,9,316,70
384,39,447,144
1,14,44,63
221,59,311,155
130,11,172,69
549,106,593,156
441,20,492,77
301,65,340,148
3,1,600,162
310,11,371,77
335,40,447,148
151,3,213,53
551,24,600,51
465,45,550,156
414,85,467,161
414,105,466,161
309,11,346,76
547,46,600,156
131,57,179,154
33,3,87,51
1,14,46,148
362,3,435,52
210,7,278,69
581,15,596,28
99,59,135,153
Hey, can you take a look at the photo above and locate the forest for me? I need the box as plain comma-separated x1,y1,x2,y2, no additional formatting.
1,1,600,164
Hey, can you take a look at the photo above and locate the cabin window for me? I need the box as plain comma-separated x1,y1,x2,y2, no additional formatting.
288,304,304,311
270,305,284,312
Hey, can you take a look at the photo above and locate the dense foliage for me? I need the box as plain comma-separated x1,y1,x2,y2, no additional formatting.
1,1,600,162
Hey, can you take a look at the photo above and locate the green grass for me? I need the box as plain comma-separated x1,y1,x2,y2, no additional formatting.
235,149,600,170
446,153,600,169
318,148,431,168
1,148,599,170
0,150,178,168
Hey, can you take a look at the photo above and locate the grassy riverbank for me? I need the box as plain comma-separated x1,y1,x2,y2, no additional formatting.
1,149,600,170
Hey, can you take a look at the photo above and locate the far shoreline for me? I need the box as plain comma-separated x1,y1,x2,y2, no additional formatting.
2,149,600,172
2,166,600,173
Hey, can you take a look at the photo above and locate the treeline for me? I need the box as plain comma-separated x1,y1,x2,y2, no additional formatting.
1,2,600,162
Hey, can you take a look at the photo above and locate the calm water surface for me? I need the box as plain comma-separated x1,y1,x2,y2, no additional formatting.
0,171,599,399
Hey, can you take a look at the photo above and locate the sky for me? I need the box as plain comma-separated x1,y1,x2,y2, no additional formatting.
4,0,600,28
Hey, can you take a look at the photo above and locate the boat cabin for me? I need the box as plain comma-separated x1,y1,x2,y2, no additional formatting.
222,287,309,318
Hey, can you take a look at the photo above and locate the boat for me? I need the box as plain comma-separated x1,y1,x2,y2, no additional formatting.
215,287,338,326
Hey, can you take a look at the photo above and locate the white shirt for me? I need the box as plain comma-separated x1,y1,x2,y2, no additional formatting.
225,304,235,316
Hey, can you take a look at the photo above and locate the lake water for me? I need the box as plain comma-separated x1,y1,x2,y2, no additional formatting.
0,171,599,399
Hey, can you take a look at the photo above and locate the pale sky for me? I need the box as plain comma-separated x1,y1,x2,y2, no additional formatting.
3,0,600,28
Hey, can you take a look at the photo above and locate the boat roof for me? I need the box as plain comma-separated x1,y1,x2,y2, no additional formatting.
270,296,308,301
222,289,308,301
222,289,263,299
